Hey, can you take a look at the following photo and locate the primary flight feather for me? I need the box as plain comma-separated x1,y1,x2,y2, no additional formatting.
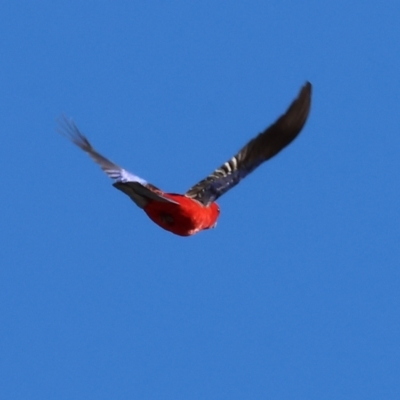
59,82,312,236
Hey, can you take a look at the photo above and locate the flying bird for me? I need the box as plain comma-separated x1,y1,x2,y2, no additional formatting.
59,82,312,236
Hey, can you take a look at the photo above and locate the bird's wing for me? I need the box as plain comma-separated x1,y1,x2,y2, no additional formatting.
58,115,179,208
185,82,312,206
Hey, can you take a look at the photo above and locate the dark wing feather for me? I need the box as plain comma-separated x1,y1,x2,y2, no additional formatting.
185,82,312,206
58,115,179,208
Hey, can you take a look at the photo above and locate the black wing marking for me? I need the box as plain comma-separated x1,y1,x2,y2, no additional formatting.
58,115,179,208
185,82,312,206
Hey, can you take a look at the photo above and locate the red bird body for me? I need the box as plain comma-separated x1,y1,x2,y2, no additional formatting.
144,194,220,236
60,82,312,236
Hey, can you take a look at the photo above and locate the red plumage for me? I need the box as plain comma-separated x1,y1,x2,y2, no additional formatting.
144,194,220,236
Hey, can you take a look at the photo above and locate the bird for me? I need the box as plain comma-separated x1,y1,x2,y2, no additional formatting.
59,82,312,236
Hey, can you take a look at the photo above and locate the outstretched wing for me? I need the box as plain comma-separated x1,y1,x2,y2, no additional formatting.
58,115,178,208
185,82,312,206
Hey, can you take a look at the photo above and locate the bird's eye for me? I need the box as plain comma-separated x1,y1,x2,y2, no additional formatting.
160,213,174,225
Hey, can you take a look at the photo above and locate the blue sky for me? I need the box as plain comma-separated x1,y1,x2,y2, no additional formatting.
1,1,399,398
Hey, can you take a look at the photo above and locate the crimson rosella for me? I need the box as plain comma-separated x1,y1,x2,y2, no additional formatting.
60,82,312,236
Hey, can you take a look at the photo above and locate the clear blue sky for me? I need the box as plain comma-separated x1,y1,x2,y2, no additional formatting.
1,1,399,399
